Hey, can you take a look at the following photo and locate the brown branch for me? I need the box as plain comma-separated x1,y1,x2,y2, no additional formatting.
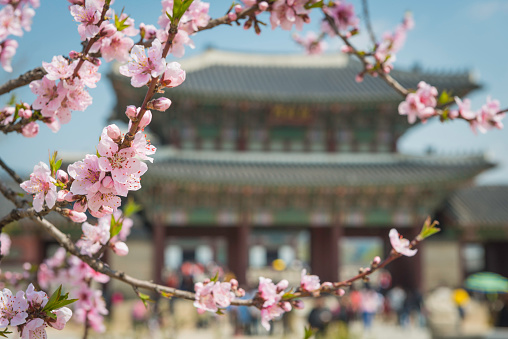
197,5,259,32
361,0,377,46
0,157,23,184
324,13,409,97
0,67,46,96
0,180,27,209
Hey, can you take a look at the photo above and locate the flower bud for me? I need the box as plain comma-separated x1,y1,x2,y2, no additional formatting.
21,122,39,138
112,241,129,256
139,110,152,129
243,19,252,30
149,97,172,111
56,170,69,184
18,108,32,119
258,1,269,11
355,73,364,83
23,262,31,271
340,45,353,53
68,210,87,223
69,50,81,59
372,256,381,266
236,288,245,297
281,301,292,312
230,278,239,289
234,4,242,13
228,12,237,21
106,124,121,141
293,299,304,309
102,176,114,189
89,57,101,66
161,62,186,88
336,288,345,297
125,105,138,120
321,282,333,289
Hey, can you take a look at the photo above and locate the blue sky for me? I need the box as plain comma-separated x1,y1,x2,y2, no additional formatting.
0,0,507,184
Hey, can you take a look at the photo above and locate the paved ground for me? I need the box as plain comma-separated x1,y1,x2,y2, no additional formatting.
48,318,431,339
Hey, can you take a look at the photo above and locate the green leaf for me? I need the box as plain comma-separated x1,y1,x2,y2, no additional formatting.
303,325,316,339
138,292,153,308
304,1,323,9
110,214,123,238
43,285,62,312
114,13,131,32
161,291,173,299
210,271,219,283
418,217,441,240
216,308,225,315
282,292,297,300
123,198,142,217
438,90,453,105
7,94,16,106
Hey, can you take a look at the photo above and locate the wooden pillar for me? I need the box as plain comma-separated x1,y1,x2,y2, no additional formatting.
227,226,250,285
310,226,341,282
153,216,165,285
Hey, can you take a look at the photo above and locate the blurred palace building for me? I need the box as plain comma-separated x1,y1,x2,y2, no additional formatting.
107,50,508,290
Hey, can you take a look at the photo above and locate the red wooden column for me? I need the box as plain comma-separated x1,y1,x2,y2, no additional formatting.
310,225,341,282
153,215,166,285
227,225,250,285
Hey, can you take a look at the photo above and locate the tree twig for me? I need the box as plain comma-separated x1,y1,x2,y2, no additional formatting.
361,0,377,46
0,67,46,97
0,157,24,184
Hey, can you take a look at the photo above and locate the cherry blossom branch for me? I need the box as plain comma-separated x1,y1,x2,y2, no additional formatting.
325,12,409,97
197,5,259,32
361,0,377,46
0,66,46,96
120,22,179,149
71,2,111,79
0,157,23,184
0,179,26,209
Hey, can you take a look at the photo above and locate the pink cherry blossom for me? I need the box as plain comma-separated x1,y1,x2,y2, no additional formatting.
100,32,134,63
0,288,28,327
450,97,476,120
75,61,101,88
68,154,104,195
119,38,166,87
300,269,320,292
212,282,235,308
260,303,286,331
21,121,39,137
79,220,110,256
21,318,45,339
293,32,327,55
323,1,359,33
42,55,75,80
50,307,72,330
473,97,505,133
0,233,10,256
0,39,18,72
0,5,23,40
389,228,417,257
69,0,102,40
20,162,57,212
30,77,65,117
270,0,310,31
25,283,48,308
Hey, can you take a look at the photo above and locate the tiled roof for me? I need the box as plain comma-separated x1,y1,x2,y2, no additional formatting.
144,151,493,187
110,50,479,104
444,186,508,227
